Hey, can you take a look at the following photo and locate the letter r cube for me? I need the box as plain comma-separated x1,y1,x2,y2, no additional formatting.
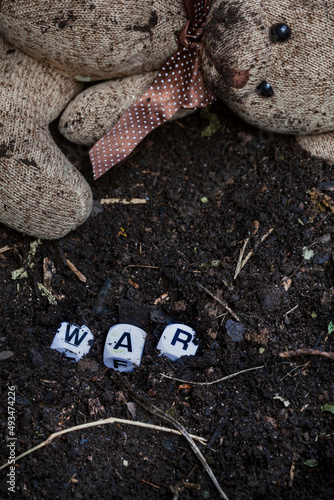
157,324,199,360
103,324,147,372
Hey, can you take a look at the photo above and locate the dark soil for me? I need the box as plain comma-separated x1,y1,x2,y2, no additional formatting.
0,101,333,500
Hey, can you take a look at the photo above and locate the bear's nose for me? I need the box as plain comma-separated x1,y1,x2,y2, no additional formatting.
225,69,250,89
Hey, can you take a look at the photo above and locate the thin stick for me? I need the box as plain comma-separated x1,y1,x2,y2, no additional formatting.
197,283,240,322
279,349,334,360
260,228,274,243
234,237,249,279
100,198,147,205
124,385,229,500
234,228,274,279
161,365,264,386
66,259,87,283
0,417,206,472
123,265,159,273
284,305,299,316
0,245,14,254
142,479,160,489
162,416,229,500
280,361,310,382
238,249,253,272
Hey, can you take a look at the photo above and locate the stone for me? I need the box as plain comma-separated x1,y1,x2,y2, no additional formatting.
225,320,245,342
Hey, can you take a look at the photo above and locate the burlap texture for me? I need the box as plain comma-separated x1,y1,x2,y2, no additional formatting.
202,0,334,137
0,35,93,239
0,0,186,80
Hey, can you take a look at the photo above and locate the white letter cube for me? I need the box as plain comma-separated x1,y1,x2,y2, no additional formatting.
103,324,147,372
157,324,199,361
51,322,94,362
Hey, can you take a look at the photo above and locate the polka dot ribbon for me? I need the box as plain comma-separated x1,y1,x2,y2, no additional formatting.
89,0,216,179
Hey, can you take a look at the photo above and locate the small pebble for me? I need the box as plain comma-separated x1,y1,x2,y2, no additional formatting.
89,200,104,217
29,348,45,368
320,233,331,244
313,251,332,264
118,299,151,328
225,320,245,342
15,395,32,406
258,285,289,312
161,439,175,453
0,351,14,360
149,308,173,324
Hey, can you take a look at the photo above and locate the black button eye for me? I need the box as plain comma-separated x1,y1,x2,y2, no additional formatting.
256,81,274,97
270,23,291,42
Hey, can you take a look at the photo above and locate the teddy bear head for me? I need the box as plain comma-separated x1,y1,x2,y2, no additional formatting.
201,0,334,136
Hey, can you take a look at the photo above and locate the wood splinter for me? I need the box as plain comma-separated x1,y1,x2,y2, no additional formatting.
197,283,240,322
66,259,87,283
279,349,334,360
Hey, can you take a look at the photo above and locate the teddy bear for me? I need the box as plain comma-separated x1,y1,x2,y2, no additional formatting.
0,0,333,239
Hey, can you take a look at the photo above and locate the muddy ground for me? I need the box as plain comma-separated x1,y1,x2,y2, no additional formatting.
0,100,333,499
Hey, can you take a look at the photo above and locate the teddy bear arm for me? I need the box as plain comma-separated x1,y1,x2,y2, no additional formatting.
0,0,186,80
0,35,93,239
59,73,194,147
297,133,334,164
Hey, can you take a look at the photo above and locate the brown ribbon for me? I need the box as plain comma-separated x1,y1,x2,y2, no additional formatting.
89,0,216,179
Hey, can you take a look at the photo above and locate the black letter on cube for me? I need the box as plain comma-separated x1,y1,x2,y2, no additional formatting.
65,324,88,346
114,332,133,352
113,359,129,369
171,328,193,351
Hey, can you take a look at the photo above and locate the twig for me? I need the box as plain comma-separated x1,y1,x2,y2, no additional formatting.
100,198,147,205
0,417,206,472
234,237,249,280
161,365,264,386
234,228,274,279
260,227,274,242
142,479,160,489
123,265,159,273
170,481,200,499
66,259,87,283
197,283,240,322
123,381,229,500
280,361,311,381
279,349,334,360
0,245,14,254
309,187,334,213
284,305,298,316
154,292,169,305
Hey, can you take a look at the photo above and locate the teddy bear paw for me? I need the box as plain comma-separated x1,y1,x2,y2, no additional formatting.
0,156,93,239
59,72,158,146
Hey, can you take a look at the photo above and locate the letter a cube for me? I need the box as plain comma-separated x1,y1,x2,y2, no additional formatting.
157,324,199,361
103,324,147,372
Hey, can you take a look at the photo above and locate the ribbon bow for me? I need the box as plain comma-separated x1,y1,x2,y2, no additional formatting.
89,0,215,179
